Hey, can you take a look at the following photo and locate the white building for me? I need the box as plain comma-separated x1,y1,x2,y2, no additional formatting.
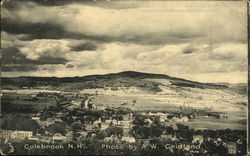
192,135,204,144
52,133,66,143
31,117,40,121
0,130,33,140
121,136,136,143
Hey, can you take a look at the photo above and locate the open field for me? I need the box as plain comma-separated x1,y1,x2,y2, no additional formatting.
90,81,247,131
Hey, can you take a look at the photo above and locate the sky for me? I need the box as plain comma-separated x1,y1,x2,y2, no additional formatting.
1,0,248,83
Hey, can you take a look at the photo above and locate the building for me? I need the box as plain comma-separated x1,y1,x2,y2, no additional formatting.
40,136,52,143
0,130,33,140
78,131,88,138
65,131,74,142
28,136,40,141
100,124,108,130
144,118,153,125
52,133,66,143
161,134,173,140
122,121,131,129
121,136,136,143
226,142,237,155
37,120,54,127
104,135,119,143
85,124,93,131
192,135,204,144
31,117,40,121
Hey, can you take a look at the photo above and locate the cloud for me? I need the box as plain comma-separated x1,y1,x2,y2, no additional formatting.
209,43,247,61
2,1,247,44
57,42,247,76
19,39,70,60
68,41,99,51
65,63,76,68
182,45,198,54
3,38,246,81
1,35,70,71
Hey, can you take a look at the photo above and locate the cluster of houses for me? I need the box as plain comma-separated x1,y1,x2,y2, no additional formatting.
80,87,143,95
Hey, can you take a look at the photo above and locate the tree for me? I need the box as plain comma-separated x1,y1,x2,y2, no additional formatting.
132,100,137,106
106,126,123,137
71,122,84,132
1,114,40,132
47,122,67,135
40,111,51,121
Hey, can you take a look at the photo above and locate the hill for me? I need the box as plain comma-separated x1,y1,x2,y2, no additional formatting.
1,71,231,93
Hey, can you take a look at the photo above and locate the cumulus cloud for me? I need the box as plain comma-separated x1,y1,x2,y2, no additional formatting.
19,39,70,60
209,43,247,61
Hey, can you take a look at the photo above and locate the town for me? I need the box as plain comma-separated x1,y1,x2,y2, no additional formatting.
0,91,247,155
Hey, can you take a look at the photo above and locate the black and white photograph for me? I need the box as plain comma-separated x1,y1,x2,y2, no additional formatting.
0,0,248,155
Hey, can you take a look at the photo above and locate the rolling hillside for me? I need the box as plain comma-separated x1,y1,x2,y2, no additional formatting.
2,71,232,93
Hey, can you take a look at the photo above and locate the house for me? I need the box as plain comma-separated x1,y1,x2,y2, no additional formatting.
31,117,40,121
85,124,93,131
40,136,52,143
104,135,119,143
65,131,74,142
123,126,131,136
122,121,131,129
93,119,102,126
192,135,204,144
226,142,237,155
52,133,66,143
122,114,133,121
96,106,105,110
100,124,108,130
121,136,136,143
37,120,54,127
171,137,180,142
144,118,153,125
36,113,42,117
137,139,150,145
78,131,88,138
56,112,63,118
161,134,173,140
28,136,40,141
105,119,117,125
65,105,78,111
